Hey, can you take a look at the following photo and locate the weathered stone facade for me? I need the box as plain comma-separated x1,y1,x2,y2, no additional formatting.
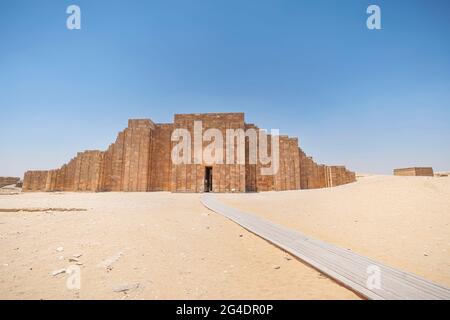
22,113,356,192
393,167,434,177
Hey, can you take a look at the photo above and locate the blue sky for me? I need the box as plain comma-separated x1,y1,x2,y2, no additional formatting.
1,0,449,177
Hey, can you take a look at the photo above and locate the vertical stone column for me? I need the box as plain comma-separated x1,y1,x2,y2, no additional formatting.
122,120,154,192
150,124,173,191
22,171,32,191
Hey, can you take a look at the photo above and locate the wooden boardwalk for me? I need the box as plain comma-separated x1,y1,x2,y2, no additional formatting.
201,194,450,300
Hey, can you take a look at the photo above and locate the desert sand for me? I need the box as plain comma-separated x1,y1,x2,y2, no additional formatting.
0,191,357,299
218,175,450,288
1,175,449,300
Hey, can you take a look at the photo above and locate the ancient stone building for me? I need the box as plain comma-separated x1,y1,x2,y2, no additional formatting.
22,113,356,193
393,167,434,177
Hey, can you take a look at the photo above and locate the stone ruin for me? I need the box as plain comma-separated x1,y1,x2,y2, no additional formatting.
0,177,21,188
393,167,434,177
22,113,356,192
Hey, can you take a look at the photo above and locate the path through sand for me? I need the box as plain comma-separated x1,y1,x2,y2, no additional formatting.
217,175,450,288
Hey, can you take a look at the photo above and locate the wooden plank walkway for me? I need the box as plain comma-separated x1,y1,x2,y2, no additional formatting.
201,194,450,300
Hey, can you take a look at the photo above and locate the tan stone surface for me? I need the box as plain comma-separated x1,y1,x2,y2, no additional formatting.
394,167,434,177
22,113,356,193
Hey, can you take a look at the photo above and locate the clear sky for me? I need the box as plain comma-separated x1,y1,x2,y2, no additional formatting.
1,0,449,177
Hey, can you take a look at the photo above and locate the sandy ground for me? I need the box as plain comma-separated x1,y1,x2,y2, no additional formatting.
217,175,450,288
1,175,448,300
0,191,357,300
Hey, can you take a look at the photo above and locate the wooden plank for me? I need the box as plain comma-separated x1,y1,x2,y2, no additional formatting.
201,194,450,300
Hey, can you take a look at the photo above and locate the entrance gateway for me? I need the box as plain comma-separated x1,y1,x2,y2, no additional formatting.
204,167,212,192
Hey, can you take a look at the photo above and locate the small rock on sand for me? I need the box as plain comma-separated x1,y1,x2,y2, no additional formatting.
113,283,140,293
52,269,66,276
56,247,64,252
98,251,123,269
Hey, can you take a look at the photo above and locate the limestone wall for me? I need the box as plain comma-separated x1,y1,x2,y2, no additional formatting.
73,151,103,191
171,113,246,192
22,113,356,193
393,167,434,177
244,123,258,192
149,124,173,191
22,171,48,192
121,119,154,192
0,177,20,188
274,136,300,191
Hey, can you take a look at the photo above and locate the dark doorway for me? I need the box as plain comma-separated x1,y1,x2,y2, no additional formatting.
204,167,213,192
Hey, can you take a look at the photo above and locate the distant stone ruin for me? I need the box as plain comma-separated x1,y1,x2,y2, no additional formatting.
0,177,20,188
393,167,434,177
22,113,356,193
435,172,449,177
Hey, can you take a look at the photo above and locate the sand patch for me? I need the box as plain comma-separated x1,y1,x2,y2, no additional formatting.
0,208,87,213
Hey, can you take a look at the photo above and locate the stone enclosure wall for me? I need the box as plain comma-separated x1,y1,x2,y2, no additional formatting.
0,177,21,188
393,167,434,177
22,113,356,193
